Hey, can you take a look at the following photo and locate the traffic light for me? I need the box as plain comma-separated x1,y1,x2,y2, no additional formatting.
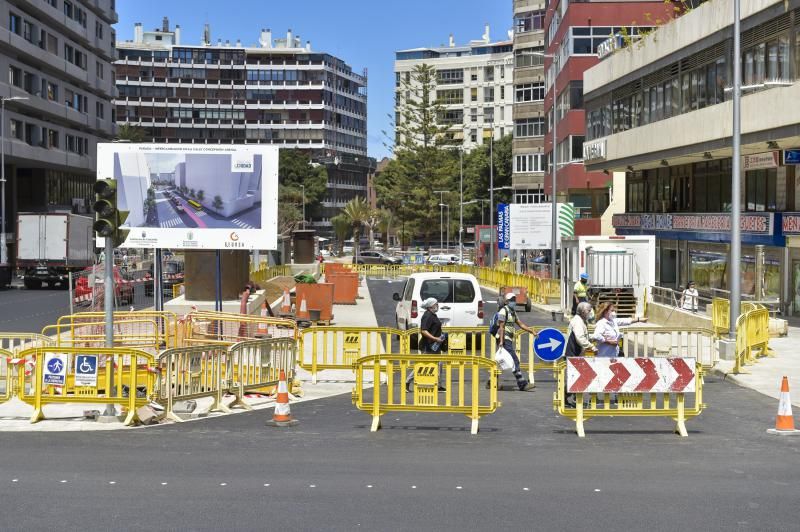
92,178,128,247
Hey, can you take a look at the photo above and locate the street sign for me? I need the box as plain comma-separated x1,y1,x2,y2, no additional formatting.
533,328,566,362
784,149,800,165
74,354,98,387
43,354,67,386
567,357,696,393
497,203,510,250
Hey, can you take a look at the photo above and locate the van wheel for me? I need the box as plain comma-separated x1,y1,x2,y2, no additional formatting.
525,301,532,312
24,279,42,290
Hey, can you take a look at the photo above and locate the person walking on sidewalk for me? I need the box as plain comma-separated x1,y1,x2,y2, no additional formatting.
406,297,447,392
495,293,537,391
680,280,699,312
572,273,589,316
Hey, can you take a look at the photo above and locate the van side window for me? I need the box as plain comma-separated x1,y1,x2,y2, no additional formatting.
453,279,475,303
402,278,415,300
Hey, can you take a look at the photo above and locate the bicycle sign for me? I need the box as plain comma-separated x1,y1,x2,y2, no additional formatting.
75,355,98,387
43,354,68,386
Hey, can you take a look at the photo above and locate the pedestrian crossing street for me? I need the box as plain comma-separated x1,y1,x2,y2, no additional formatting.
232,218,255,229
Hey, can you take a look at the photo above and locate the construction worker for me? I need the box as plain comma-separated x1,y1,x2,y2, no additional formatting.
572,272,589,316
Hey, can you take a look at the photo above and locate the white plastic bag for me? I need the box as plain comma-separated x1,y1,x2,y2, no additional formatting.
494,346,514,371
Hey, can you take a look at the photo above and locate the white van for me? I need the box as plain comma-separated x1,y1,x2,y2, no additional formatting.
393,272,484,330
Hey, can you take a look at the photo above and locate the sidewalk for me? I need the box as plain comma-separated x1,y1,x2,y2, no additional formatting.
712,326,800,408
0,277,380,432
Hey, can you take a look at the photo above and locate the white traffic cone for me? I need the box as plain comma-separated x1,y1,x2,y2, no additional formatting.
767,376,800,435
265,370,298,427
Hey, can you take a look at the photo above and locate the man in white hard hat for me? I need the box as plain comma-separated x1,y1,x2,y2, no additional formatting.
494,293,537,391
406,297,447,392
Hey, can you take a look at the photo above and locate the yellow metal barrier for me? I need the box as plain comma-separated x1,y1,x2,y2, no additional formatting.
0,333,54,353
299,327,405,384
250,264,291,285
67,311,180,349
156,343,232,422
17,346,156,425
42,318,162,354
553,358,705,438
0,349,12,403
182,311,297,347
732,306,772,374
172,283,184,299
228,338,296,402
352,353,501,434
618,326,718,369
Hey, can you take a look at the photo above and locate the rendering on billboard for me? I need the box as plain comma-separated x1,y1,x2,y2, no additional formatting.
96,143,279,250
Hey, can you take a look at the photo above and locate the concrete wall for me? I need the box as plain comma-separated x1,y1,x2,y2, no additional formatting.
647,301,713,329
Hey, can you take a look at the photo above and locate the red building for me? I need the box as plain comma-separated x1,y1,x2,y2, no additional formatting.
543,1,677,235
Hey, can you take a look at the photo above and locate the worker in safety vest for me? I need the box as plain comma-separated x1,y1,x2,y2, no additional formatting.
572,272,589,316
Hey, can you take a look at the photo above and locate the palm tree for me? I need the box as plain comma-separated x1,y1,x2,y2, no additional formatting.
377,210,393,249
342,197,370,262
115,123,147,142
331,214,351,255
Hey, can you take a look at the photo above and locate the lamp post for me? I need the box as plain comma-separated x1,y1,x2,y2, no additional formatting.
1,96,29,281
459,148,464,264
439,203,451,252
729,0,742,338
299,184,305,229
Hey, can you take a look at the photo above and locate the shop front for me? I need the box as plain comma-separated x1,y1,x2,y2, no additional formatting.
613,212,788,311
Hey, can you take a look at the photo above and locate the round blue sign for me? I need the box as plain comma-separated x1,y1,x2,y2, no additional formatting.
46,357,64,373
533,328,567,362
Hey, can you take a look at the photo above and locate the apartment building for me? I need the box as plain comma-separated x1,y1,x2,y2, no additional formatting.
0,0,118,264
115,20,373,235
583,0,800,313
512,0,547,205
544,0,674,235
394,25,514,151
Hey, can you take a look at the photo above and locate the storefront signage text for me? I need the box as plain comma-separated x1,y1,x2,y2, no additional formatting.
743,151,779,171
782,213,800,235
612,213,773,235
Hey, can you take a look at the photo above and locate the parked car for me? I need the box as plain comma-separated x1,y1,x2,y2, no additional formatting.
145,260,185,297
74,266,134,305
393,272,484,348
354,250,403,265
427,254,462,265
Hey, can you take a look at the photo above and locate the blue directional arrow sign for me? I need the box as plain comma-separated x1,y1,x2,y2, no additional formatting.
533,328,567,362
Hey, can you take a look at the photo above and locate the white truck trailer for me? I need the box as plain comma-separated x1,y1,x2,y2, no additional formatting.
560,235,655,317
16,212,94,289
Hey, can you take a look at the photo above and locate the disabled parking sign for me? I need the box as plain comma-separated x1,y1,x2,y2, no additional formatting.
43,354,68,386
74,355,98,387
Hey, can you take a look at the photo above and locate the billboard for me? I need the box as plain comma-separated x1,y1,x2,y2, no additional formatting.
510,203,575,250
96,143,279,250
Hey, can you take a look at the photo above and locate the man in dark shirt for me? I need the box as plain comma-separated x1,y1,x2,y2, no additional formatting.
406,297,447,392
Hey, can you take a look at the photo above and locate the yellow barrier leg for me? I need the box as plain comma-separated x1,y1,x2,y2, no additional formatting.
470,361,479,435
311,333,318,385
371,360,381,432
675,394,688,437
575,393,585,438
30,355,45,424
124,360,138,426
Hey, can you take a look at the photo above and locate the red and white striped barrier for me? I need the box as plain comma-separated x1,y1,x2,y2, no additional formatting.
567,357,696,394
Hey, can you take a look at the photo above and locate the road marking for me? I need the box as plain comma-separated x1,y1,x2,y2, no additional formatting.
411,486,417,489
523,488,530,491
220,483,227,486
109,481,116,485
366,485,373,488
11,479,18,483
263,483,270,487
60,480,67,483
161,482,168,486
456,486,462,490
594,489,601,492
309,484,316,488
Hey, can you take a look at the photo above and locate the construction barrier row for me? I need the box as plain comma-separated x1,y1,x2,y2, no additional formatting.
733,306,771,374
250,264,291,286
553,357,706,437
351,353,500,434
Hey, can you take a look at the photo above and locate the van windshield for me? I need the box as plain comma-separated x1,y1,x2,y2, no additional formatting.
420,279,475,304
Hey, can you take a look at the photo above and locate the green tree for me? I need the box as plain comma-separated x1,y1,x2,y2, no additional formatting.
196,189,205,202
189,188,196,199
115,123,147,142
331,213,351,254
212,195,224,211
342,197,371,261
278,149,327,218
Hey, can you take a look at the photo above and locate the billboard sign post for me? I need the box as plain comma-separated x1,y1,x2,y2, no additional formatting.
96,144,279,250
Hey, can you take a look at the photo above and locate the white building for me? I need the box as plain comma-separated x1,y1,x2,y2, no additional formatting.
113,152,152,227
394,25,514,151
182,154,262,218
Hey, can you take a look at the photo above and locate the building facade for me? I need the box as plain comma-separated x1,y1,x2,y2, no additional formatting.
512,0,547,204
583,0,800,313
1,0,118,264
115,21,373,235
394,25,514,151
543,0,674,235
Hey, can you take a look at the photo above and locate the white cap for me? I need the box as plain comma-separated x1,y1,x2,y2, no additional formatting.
421,297,438,309
505,293,516,301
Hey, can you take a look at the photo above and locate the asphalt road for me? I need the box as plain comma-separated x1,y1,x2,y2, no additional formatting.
149,189,260,230
0,278,798,530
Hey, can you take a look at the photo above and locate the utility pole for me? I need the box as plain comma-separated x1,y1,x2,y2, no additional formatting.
729,0,742,338
489,126,495,267
433,190,448,252
550,56,558,281
459,148,464,264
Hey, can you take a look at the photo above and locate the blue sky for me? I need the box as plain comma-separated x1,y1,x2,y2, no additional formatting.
116,0,512,159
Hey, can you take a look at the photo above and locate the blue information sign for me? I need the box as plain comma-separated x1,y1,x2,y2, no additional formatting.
533,328,567,362
784,149,800,165
497,203,510,250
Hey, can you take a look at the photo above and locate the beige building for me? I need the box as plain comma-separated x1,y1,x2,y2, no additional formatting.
512,0,546,204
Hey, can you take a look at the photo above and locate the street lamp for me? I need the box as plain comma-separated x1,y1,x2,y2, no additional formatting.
1,96,29,277
462,198,490,226
299,184,305,230
439,203,451,252
729,0,742,338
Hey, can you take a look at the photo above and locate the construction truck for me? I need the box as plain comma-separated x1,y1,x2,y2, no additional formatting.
560,235,655,317
17,212,94,289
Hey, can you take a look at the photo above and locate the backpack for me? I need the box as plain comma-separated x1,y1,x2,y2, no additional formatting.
489,306,515,337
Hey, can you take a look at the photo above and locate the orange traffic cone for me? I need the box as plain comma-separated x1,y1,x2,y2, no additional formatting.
257,302,269,336
767,376,800,435
296,294,309,321
280,288,292,316
265,370,298,427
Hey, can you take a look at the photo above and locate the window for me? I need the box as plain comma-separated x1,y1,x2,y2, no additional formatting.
48,0,57,7
515,153,545,173
9,13,21,35
23,20,34,43
515,82,545,103
46,128,59,149
470,108,478,123
515,187,546,204
96,61,104,80
515,47,545,68
10,119,22,140
22,71,34,94
437,69,463,85
745,169,777,212
8,66,21,88
515,11,545,33
436,89,462,105
483,87,494,102
420,280,451,303
515,118,545,137
453,280,476,303
46,33,58,54
46,81,58,101
95,21,103,40
470,88,478,102
63,1,73,18
483,107,494,123
484,66,494,82
96,102,104,119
